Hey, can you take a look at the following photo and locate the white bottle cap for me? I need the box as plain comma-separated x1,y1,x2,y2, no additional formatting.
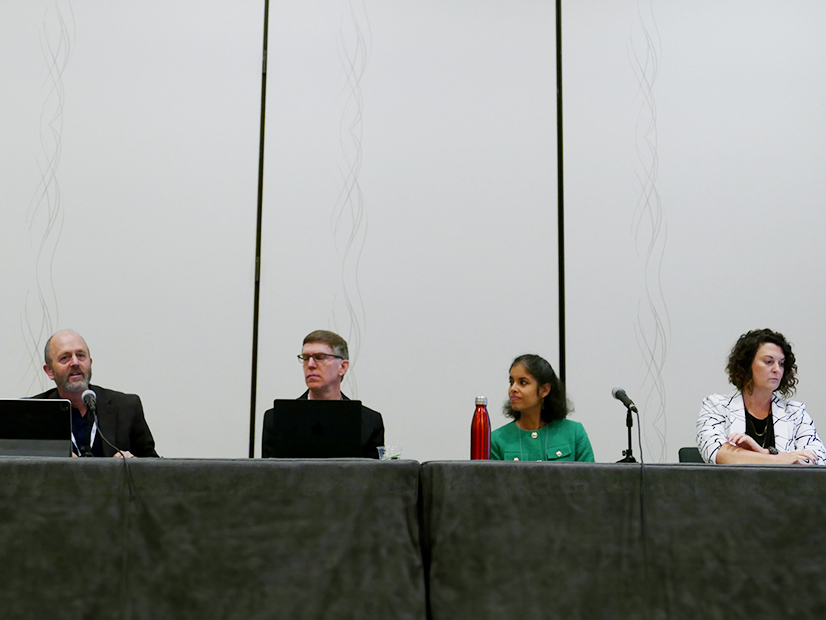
475,396,487,406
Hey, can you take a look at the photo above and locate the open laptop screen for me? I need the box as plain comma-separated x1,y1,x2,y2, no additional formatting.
263,399,362,458
0,399,72,457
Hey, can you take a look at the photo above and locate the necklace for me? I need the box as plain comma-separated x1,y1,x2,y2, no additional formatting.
748,416,768,437
745,405,771,448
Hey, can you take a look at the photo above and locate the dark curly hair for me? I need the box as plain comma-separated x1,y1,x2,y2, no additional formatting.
726,328,797,397
503,354,571,422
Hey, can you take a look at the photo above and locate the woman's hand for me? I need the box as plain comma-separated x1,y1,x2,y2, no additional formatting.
721,435,818,464
780,449,818,465
727,433,766,453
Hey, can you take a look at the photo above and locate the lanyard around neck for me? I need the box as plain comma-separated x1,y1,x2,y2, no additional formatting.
71,419,98,457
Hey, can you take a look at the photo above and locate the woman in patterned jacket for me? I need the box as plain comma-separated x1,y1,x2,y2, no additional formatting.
697,328,826,465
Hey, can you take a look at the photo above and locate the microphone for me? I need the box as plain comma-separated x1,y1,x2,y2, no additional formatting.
82,389,98,423
80,389,122,457
611,387,638,413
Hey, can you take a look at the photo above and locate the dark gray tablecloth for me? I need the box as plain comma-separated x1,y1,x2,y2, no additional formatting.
0,458,426,620
4,458,825,620
421,461,646,619
421,461,826,620
643,464,826,620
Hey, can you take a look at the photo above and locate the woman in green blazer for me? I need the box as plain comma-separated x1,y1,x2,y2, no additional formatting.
490,354,594,462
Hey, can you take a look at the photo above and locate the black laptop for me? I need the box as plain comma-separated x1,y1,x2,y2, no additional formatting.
263,399,362,458
0,399,72,457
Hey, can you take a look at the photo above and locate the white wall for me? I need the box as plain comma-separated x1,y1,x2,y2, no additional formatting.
256,0,558,461
0,0,263,457
565,0,826,462
4,1,825,462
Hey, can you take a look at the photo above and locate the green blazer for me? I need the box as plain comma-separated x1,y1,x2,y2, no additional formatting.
490,419,594,462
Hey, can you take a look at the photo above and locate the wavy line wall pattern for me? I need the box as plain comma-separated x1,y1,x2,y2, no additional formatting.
332,0,370,397
630,0,670,462
21,1,74,394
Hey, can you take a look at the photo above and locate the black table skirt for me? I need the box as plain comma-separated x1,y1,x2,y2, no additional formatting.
3,458,825,620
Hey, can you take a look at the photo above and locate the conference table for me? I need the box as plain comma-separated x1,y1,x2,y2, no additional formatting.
1,458,824,619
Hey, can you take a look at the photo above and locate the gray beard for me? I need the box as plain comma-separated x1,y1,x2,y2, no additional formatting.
60,373,91,393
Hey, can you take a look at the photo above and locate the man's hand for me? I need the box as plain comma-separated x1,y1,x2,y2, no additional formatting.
114,451,134,459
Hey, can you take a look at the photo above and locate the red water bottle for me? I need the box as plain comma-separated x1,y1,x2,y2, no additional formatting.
470,396,491,460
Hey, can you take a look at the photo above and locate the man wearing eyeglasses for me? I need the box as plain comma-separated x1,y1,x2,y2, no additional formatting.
283,329,384,458
300,330,353,401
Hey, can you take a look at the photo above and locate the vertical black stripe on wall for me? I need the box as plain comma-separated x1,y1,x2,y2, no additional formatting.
249,0,269,458
556,0,566,384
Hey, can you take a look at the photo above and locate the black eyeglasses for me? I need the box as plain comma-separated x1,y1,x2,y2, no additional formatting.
297,353,344,364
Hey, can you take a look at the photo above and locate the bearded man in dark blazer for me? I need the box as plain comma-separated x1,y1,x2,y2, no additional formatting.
31,330,158,458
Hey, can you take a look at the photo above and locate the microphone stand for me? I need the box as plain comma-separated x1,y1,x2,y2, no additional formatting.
617,406,637,463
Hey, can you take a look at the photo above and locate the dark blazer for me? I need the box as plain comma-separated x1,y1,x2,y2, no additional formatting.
262,391,385,459
31,385,159,457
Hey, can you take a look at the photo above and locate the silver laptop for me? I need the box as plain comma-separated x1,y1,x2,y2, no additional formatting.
0,399,72,457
